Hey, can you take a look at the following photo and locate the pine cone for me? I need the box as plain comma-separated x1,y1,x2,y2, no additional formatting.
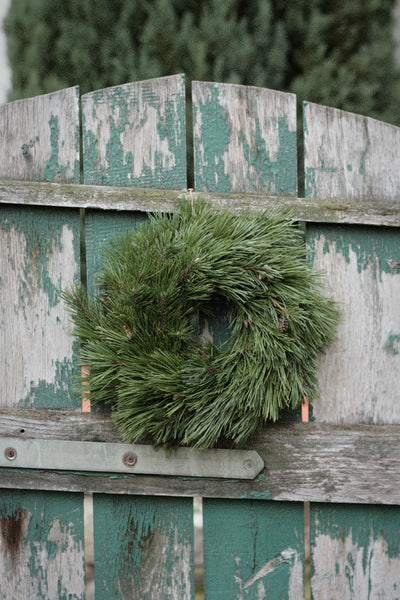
278,315,291,333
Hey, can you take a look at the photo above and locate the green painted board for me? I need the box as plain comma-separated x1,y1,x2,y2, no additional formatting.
202,499,304,599
0,203,81,410
310,503,400,600
92,494,195,600
0,489,85,599
81,75,187,189
192,81,297,195
85,209,147,296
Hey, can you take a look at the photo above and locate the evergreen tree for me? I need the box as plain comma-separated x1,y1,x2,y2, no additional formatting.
4,0,400,125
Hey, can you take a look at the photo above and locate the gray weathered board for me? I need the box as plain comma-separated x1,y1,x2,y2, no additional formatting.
0,410,399,505
0,87,85,600
304,101,400,599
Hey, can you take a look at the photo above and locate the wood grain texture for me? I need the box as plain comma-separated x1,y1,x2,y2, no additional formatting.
193,82,297,195
1,411,399,504
0,87,80,183
304,101,400,202
1,179,400,227
0,489,84,600
203,499,304,599
82,75,186,189
93,494,194,600
310,503,400,600
0,206,81,408
308,224,400,425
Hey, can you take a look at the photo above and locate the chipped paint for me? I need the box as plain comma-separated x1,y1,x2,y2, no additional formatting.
0,206,80,408
311,504,400,599
307,226,400,424
0,490,85,599
82,75,186,189
193,82,297,195
0,86,80,183
386,332,400,355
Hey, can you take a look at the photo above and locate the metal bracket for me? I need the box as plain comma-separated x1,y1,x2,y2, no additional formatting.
0,437,264,480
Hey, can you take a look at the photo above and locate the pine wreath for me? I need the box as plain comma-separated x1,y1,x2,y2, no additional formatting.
64,200,339,449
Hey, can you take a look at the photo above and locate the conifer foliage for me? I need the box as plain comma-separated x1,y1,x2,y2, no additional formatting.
63,201,339,449
4,0,400,127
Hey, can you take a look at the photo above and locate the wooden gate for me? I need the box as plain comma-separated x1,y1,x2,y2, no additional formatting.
0,74,399,599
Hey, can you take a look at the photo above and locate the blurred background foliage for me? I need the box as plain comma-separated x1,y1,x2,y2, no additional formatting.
4,0,400,126
4,0,400,191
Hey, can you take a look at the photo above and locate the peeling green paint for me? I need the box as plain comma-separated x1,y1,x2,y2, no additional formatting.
82,77,186,190
359,144,369,175
305,166,317,199
241,116,297,195
20,350,80,409
310,503,400,597
307,223,400,280
193,84,231,193
386,333,400,356
0,490,84,599
44,115,67,182
1,206,80,308
321,160,337,173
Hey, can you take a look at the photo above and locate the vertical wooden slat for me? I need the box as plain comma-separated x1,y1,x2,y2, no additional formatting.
0,87,80,183
192,81,297,195
0,490,85,600
82,74,186,294
81,74,186,189
82,76,193,599
193,81,304,599
304,102,400,599
203,500,304,599
93,495,195,600
0,205,81,409
0,88,85,598
310,504,400,600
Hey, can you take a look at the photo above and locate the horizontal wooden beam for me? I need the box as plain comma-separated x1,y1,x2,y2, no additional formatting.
1,179,399,227
0,409,399,504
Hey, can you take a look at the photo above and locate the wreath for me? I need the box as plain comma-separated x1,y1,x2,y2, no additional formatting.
64,200,339,449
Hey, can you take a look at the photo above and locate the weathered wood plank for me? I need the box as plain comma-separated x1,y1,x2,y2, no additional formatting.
0,489,85,600
203,499,304,599
193,82,297,195
310,503,400,600
1,179,400,227
1,412,399,504
304,101,400,202
93,494,194,599
81,75,186,189
0,87,80,183
0,206,81,409
308,223,400,424
304,102,400,598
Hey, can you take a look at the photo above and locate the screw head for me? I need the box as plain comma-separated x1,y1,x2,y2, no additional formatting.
5,447,17,461
243,459,254,472
122,452,137,468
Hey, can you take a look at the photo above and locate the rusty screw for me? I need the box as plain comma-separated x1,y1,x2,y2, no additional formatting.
122,452,137,468
4,447,17,461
